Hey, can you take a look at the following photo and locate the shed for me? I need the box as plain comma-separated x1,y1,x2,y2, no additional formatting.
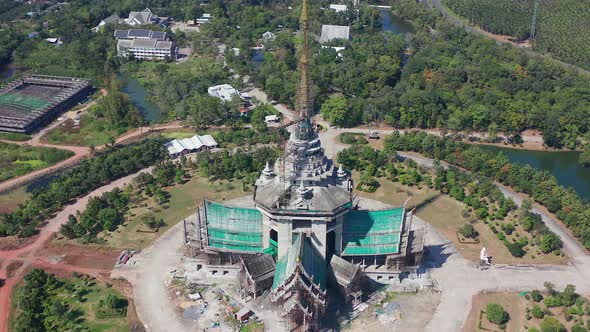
235,307,253,321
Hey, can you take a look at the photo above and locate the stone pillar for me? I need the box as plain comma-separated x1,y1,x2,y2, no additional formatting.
277,219,291,259
334,216,343,255
311,220,327,259
262,215,271,250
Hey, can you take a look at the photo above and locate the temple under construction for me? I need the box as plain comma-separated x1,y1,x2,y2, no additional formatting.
184,0,424,330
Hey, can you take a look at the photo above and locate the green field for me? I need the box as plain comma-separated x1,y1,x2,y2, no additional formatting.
443,0,590,69
0,132,31,141
45,115,130,147
0,142,74,182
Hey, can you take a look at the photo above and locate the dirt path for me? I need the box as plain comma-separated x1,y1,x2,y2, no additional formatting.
0,166,153,332
0,121,183,194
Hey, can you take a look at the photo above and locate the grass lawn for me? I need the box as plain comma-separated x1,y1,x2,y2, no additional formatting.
159,131,198,139
0,142,74,182
44,115,131,146
0,132,31,141
0,185,31,214
103,173,248,249
10,274,129,332
240,321,265,332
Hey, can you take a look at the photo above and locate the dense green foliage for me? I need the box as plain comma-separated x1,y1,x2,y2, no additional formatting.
91,85,141,128
0,142,74,181
444,0,533,40
443,0,590,69
12,269,127,332
0,138,167,237
458,223,477,239
60,188,130,241
580,146,590,167
389,26,590,148
486,303,509,325
383,131,585,249
195,147,278,185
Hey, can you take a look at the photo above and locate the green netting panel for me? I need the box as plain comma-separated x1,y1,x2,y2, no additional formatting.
272,234,300,289
342,207,405,256
204,200,263,252
0,93,52,112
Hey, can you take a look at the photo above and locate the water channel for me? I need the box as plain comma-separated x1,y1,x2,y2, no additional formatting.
118,72,164,123
379,8,415,35
483,146,590,200
0,62,15,81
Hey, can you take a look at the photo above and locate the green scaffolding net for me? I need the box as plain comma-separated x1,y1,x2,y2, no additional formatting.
341,207,404,256
205,200,264,253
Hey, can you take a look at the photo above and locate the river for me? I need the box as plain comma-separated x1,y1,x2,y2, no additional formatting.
118,72,164,123
483,146,590,200
0,62,15,81
379,8,415,35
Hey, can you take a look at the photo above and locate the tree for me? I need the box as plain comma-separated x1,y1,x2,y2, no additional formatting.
579,145,590,167
531,305,544,319
486,303,509,325
539,233,562,254
540,316,566,332
459,223,477,239
320,97,348,127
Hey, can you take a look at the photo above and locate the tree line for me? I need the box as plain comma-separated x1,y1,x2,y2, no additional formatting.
0,138,167,237
384,131,590,250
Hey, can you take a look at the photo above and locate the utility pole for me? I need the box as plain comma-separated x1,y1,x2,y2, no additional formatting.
530,0,540,40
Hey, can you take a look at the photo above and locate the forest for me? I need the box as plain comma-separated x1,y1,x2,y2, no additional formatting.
383,131,590,250
0,138,167,237
443,0,590,69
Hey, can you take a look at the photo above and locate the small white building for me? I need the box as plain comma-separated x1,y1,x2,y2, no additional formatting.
264,115,280,124
196,13,213,25
320,25,350,44
262,31,276,41
208,84,241,103
165,134,218,158
329,4,348,12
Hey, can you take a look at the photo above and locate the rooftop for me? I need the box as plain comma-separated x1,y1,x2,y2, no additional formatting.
320,24,350,43
341,207,405,256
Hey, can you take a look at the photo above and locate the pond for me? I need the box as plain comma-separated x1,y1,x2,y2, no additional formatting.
379,8,415,35
483,146,590,200
118,72,164,123
0,62,15,81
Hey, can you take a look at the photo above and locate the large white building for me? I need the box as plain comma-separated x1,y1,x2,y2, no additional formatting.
164,134,218,158
115,29,176,60
320,24,350,43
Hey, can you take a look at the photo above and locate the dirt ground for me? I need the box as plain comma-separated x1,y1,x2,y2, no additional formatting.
349,290,441,332
42,243,121,270
0,235,39,251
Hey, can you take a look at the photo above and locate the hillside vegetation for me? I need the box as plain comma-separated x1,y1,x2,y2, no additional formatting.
443,0,590,69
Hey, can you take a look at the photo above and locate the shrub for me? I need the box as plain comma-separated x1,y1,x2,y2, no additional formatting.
502,223,515,235
544,296,561,308
540,233,562,254
540,316,565,332
572,325,588,332
459,223,478,239
506,241,526,257
486,303,509,325
531,290,544,302
531,305,544,319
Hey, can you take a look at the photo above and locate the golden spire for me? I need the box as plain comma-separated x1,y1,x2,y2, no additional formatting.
295,0,313,139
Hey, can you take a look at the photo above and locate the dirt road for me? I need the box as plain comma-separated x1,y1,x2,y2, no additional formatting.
0,166,153,332
0,121,183,194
